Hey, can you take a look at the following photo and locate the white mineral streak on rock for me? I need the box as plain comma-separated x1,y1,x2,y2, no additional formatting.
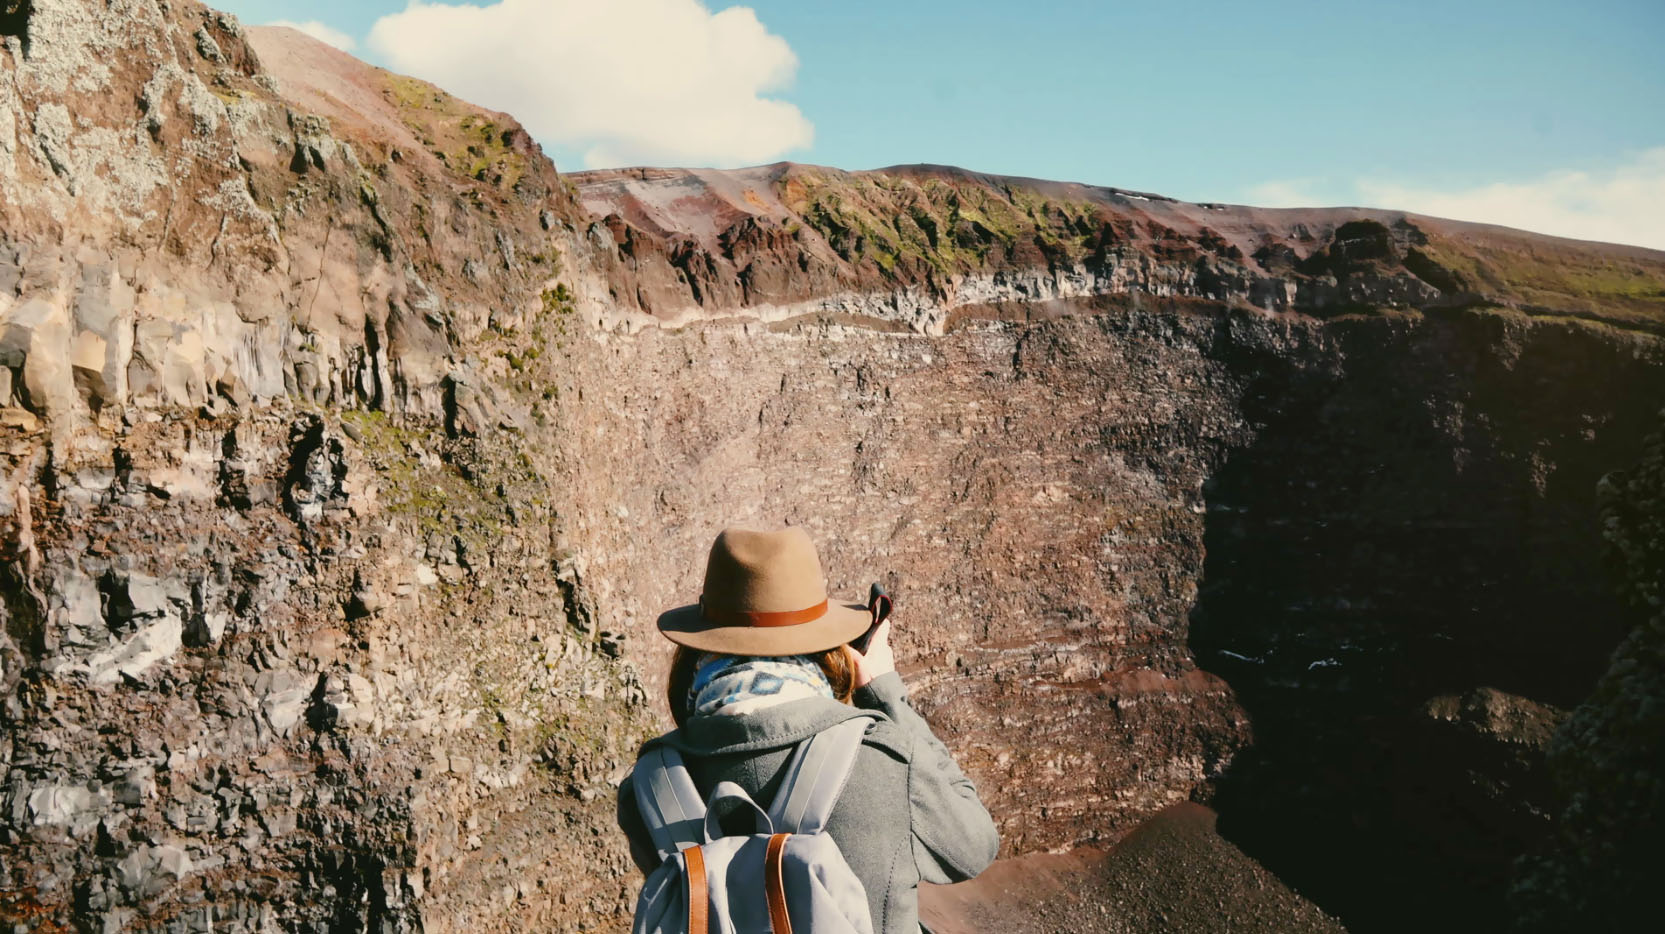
0,80,16,175
10,471,39,573
23,0,126,95
138,62,183,134
177,72,223,135
29,102,76,187
80,614,183,684
589,260,1232,338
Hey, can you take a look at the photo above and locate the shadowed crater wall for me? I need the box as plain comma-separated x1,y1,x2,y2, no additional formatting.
1190,311,1665,931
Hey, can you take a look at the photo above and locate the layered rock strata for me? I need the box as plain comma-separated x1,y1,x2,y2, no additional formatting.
573,163,1665,335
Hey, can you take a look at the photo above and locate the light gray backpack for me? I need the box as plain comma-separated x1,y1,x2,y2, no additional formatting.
631,716,877,934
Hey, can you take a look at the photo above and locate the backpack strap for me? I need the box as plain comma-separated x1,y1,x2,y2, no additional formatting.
767,716,875,834
633,744,707,861
684,844,709,934
765,833,793,934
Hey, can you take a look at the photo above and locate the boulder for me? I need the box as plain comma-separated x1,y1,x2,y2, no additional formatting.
71,329,115,408
128,318,207,407
113,844,193,900
102,571,182,627
25,783,107,834
48,567,105,649
257,668,312,736
183,610,228,648
1,296,76,420
71,260,136,410
112,766,156,807
80,614,183,685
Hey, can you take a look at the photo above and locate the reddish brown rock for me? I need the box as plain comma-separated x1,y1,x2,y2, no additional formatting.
2,3,1664,934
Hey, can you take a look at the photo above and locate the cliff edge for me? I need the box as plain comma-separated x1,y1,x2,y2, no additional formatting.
573,161,1665,333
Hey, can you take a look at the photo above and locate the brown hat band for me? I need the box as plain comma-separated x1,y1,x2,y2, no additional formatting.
699,598,830,628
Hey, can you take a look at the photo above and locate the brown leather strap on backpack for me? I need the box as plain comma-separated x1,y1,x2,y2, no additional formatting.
682,845,708,934
765,832,792,934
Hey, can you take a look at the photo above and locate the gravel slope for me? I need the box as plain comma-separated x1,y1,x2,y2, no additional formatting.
920,802,1347,934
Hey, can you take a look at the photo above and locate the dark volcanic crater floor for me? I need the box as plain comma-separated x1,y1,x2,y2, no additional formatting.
920,802,1347,934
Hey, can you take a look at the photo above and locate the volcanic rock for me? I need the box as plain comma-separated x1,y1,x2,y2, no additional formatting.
0,3,1662,934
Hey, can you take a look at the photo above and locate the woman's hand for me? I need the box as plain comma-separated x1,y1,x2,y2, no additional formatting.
851,620,896,688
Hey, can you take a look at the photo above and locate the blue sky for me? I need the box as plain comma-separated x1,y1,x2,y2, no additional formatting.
219,0,1664,247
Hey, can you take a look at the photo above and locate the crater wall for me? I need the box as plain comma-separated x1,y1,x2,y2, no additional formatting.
553,301,1665,931
2,2,1664,932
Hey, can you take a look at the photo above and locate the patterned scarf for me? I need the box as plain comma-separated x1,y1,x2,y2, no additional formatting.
687,653,835,718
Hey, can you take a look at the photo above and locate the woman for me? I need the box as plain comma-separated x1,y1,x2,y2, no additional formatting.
617,526,999,934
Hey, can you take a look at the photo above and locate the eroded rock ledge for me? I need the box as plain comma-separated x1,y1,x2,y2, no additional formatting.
571,162,1665,336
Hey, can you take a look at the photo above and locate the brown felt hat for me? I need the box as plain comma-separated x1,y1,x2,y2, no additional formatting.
657,526,872,656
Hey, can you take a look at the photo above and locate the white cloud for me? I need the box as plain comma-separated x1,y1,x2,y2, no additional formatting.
266,19,358,52
366,0,813,170
1245,149,1665,251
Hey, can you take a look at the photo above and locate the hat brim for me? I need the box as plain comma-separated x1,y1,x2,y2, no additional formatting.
656,600,873,656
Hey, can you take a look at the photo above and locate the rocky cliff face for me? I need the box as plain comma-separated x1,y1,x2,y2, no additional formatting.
553,288,1665,932
573,162,1665,335
561,162,1665,930
1,4,645,932
1510,409,1665,931
3,2,1664,933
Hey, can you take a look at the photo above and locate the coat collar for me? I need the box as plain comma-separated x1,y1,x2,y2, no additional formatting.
643,697,895,757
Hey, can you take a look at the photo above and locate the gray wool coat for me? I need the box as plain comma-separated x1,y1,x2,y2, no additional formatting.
617,672,1000,934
